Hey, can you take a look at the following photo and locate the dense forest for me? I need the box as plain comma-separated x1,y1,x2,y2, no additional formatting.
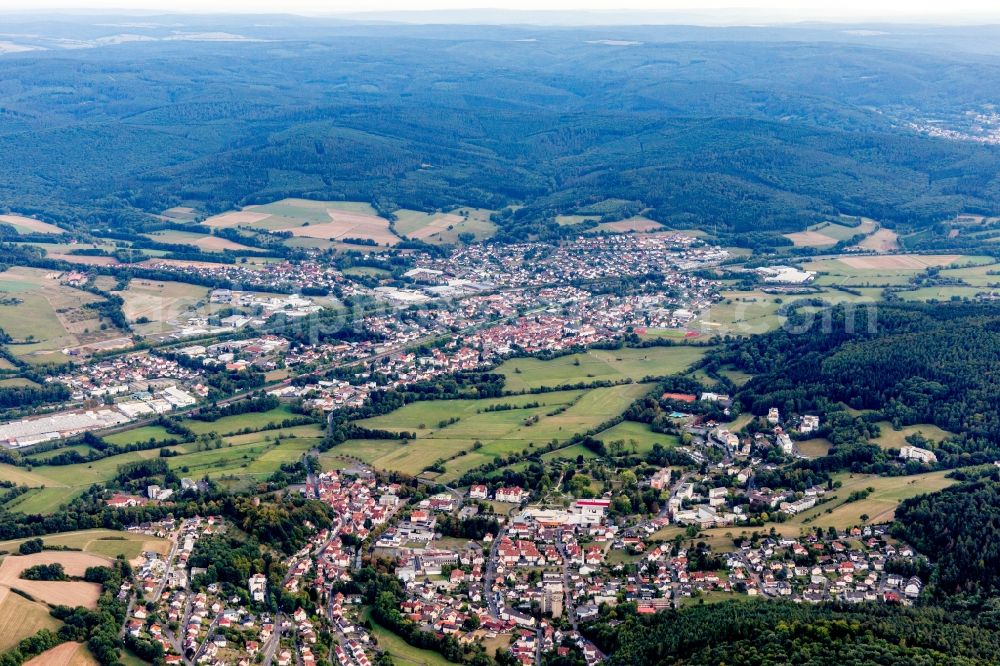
585,599,1000,665
708,302,1000,445
3,18,1000,239
893,472,1000,601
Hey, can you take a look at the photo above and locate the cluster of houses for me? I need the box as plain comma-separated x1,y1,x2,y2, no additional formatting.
428,234,727,290
177,336,290,373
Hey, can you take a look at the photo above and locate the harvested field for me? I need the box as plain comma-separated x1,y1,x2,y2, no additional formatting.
785,220,876,247
405,213,464,239
855,228,899,252
0,215,64,235
116,279,208,331
0,587,61,651
145,230,255,253
160,206,198,221
203,210,273,227
785,231,836,247
0,552,108,608
279,209,399,245
838,254,960,269
25,643,90,666
592,217,663,234
398,207,496,244
46,254,119,266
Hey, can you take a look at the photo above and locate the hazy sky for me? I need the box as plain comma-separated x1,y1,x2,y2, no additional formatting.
1,0,999,21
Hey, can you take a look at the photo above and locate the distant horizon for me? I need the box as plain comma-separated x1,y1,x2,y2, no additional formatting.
2,4,1000,27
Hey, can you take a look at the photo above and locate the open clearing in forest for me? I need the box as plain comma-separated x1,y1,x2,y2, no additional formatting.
870,422,954,450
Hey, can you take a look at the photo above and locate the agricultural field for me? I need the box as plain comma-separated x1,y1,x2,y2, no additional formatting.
783,219,875,248
342,384,652,481
698,286,882,338
556,215,599,227
0,551,109,608
0,417,322,512
870,422,954,450
183,405,298,436
595,420,679,454
24,242,117,256
0,214,64,235
205,199,400,246
932,261,1000,287
0,587,61,652
589,216,664,234
0,529,170,561
115,279,209,336
102,425,176,447
496,346,709,392
159,206,199,222
25,641,97,666
696,291,789,336
854,228,899,252
3,487,88,515
143,229,256,253
0,377,39,387
393,207,496,244
0,267,124,364
896,286,984,301
801,254,991,287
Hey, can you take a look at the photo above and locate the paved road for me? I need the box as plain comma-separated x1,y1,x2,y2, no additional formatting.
261,619,285,666
484,526,508,620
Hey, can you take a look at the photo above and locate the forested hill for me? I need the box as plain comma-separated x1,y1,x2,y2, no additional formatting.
3,16,1000,237
893,474,1000,600
708,302,1000,442
585,600,1000,665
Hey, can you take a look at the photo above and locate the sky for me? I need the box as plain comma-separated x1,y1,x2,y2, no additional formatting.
1,0,999,22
